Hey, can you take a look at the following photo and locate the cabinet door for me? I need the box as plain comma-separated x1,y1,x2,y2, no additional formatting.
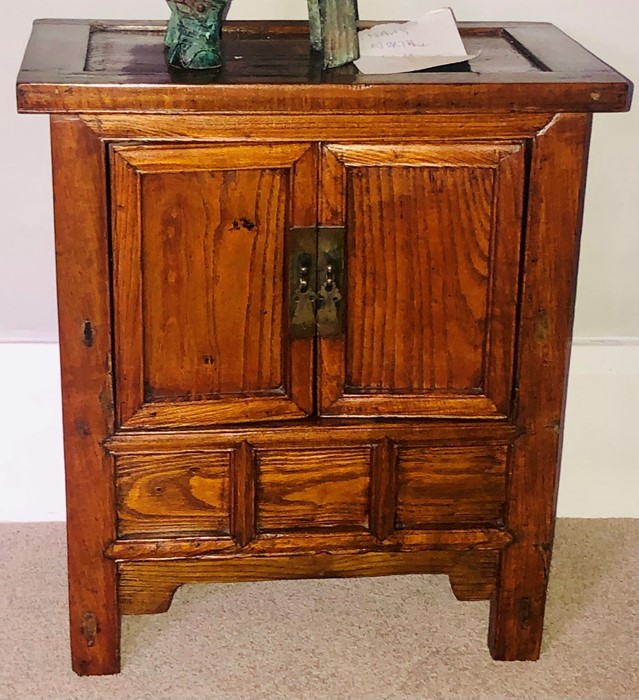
318,142,525,419
111,143,316,429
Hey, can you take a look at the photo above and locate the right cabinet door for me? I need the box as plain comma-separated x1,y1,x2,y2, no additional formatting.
318,142,525,419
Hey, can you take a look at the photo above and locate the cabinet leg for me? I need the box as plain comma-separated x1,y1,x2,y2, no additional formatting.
488,544,551,661
68,560,121,675
51,116,122,675
489,113,593,662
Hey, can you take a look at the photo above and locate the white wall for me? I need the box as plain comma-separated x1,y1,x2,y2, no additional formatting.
1,1,638,520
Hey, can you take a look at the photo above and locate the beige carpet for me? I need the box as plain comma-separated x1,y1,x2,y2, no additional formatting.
1,520,638,700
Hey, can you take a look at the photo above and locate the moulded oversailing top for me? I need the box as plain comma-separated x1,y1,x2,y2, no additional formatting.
17,19,633,114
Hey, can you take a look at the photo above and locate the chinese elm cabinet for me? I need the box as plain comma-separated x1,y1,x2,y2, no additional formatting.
17,19,632,675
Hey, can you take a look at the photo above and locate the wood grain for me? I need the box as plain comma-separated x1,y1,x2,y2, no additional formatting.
111,143,316,428
370,438,398,542
318,142,524,419
489,113,593,661
123,397,307,429
396,446,508,527
111,152,143,425
257,447,371,531
327,143,521,168
107,527,514,561
50,116,120,676
141,168,286,397
348,165,493,392
119,550,500,615
287,144,318,415
116,142,310,172
19,76,629,116
116,452,232,539
231,442,256,547
105,421,522,454
17,21,632,114
449,555,499,601
80,113,556,143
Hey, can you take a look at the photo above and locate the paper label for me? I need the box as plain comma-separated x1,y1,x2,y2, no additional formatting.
355,8,476,75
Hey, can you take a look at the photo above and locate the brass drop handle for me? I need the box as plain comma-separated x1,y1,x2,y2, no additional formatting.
317,258,342,337
299,264,311,294
290,248,317,339
325,263,335,291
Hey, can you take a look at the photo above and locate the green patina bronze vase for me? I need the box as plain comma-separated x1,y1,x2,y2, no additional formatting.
308,0,359,68
164,0,359,71
165,0,228,70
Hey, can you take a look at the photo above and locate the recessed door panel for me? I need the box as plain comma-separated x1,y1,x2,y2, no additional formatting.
318,143,525,419
346,166,494,393
141,169,285,399
111,143,316,428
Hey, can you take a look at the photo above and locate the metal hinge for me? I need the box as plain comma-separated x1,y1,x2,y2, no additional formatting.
289,226,345,339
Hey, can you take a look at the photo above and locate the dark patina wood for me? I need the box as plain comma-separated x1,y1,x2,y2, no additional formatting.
17,20,631,675
18,20,631,114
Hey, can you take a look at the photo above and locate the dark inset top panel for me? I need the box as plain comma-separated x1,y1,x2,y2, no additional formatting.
84,27,543,76
17,20,632,114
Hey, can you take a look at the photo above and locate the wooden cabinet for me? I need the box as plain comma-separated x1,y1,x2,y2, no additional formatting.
17,19,631,675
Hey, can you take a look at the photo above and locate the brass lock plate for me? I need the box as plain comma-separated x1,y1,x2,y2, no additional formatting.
288,226,345,339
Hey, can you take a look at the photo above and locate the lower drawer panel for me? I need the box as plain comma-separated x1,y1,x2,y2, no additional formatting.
396,445,508,528
256,446,371,532
112,427,513,543
117,451,233,539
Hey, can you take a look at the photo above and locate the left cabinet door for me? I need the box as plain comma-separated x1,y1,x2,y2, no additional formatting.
111,142,317,429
